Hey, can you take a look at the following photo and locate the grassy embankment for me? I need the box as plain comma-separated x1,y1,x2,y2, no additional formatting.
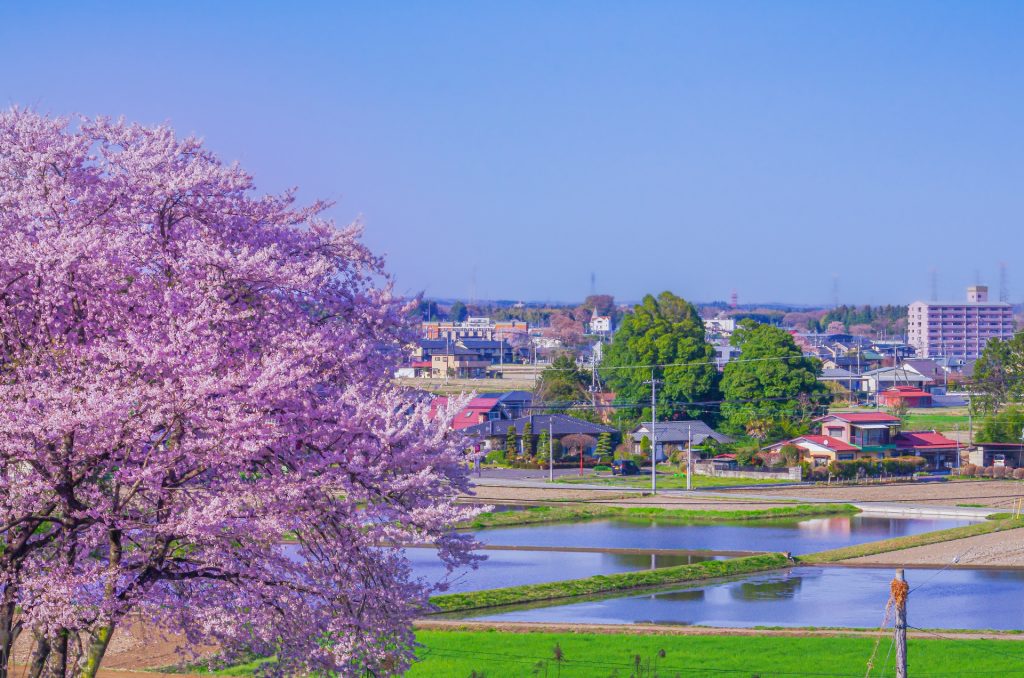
429,553,789,613
463,503,859,530
798,516,1024,563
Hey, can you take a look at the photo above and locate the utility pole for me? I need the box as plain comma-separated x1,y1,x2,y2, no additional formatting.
548,419,554,483
644,370,662,494
686,423,693,491
954,424,961,471
894,569,908,678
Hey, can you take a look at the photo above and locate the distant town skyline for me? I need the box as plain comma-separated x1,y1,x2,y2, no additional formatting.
3,2,1022,305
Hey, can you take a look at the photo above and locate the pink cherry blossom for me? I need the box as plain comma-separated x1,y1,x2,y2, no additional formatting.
0,109,480,677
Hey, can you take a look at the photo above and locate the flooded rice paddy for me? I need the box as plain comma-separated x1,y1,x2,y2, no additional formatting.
461,565,1024,630
410,547,722,593
472,515,977,556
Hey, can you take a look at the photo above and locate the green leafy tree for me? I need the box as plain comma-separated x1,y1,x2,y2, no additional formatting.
971,334,1024,415
448,299,468,322
595,432,612,459
601,292,720,427
521,420,535,457
978,405,1024,443
505,425,518,457
720,321,830,439
535,352,589,409
536,428,551,462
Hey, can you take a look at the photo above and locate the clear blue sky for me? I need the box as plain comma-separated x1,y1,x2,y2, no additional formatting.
2,2,1022,306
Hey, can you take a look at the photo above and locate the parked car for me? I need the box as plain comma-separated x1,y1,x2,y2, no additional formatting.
611,459,641,476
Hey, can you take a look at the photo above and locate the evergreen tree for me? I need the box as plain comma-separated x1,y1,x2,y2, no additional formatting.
536,428,551,462
505,425,518,457
522,420,535,457
595,432,612,459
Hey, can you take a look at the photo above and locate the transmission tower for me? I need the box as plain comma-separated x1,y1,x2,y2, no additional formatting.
1000,262,1009,302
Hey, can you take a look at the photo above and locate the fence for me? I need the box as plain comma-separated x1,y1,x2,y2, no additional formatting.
693,462,801,482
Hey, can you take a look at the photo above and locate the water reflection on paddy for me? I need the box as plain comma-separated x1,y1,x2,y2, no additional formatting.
474,515,977,555
467,566,1024,630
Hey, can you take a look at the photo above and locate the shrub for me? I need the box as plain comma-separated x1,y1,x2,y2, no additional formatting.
485,448,507,465
780,444,802,468
613,443,633,460
981,466,994,478
992,466,1005,479
961,464,977,477
811,466,830,481
1013,468,1024,480
594,464,612,472
800,461,812,480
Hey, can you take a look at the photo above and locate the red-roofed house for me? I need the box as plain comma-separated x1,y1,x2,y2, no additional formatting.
766,409,960,469
895,431,960,469
878,386,933,409
430,397,501,430
429,391,535,431
764,435,871,466
815,412,901,449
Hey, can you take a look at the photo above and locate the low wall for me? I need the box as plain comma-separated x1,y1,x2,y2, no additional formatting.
694,463,801,482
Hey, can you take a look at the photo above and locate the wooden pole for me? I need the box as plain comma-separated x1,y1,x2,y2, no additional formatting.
894,568,908,678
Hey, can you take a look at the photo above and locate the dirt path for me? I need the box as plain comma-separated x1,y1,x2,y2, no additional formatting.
467,485,794,511
416,619,1024,641
10,622,213,674
844,527,1024,567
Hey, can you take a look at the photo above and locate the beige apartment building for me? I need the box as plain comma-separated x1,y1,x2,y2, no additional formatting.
907,286,1015,359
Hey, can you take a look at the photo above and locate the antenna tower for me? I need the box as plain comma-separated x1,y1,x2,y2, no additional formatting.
1000,262,1009,302
730,290,738,309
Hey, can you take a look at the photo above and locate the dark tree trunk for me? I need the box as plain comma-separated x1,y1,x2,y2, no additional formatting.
27,633,50,678
0,596,14,678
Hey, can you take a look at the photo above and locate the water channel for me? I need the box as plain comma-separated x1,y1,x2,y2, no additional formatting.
460,566,1024,630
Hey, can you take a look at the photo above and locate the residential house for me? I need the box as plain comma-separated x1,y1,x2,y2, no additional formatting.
764,435,871,466
712,342,741,370
858,365,933,397
767,411,959,470
430,346,490,378
430,391,534,430
630,421,734,462
878,386,933,409
462,414,617,457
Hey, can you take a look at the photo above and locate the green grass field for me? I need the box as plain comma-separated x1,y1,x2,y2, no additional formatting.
199,630,1024,676
406,630,1024,677
903,411,971,432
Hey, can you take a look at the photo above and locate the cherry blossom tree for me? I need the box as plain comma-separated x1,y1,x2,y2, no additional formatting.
0,110,478,677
